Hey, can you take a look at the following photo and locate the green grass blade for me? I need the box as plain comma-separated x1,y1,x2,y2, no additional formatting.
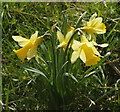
106,20,119,40
75,11,87,29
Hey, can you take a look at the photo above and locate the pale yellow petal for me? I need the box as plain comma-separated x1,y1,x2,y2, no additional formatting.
12,36,30,47
89,13,97,22
30,31,38,43
82,20,87,26
86,42,93,47
72,40,82,51
13,42,33,62
71,50,80,64
57,31,64,43
57,42,66,48
92,47,101,56
27,46,37,59
97,43,108,47
91,17,102,27
80,49,86,63
65,30,73,43
27,37,43,60
81,35,89,43
93,28,106,34
93,41,108,47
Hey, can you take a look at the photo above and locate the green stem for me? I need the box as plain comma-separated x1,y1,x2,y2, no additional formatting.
50,31,57,86
0,2,2,111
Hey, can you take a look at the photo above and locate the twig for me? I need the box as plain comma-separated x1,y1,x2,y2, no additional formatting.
102,58,120,65
103,58,120,76
109,63,120,76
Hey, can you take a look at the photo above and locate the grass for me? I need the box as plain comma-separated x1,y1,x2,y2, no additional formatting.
2,2,120,111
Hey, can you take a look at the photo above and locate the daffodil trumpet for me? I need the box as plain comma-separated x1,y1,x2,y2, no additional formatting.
80,13,106,41
12,31,43,63
71,35,108,66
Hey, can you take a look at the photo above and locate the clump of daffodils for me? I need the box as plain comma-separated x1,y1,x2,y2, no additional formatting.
71,12,108,66
12,12,108,67
12,31,43,63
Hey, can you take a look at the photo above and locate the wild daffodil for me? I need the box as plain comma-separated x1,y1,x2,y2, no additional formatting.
71,35,108,66
12,31,43,63
81,13,106,41
57,26,74,51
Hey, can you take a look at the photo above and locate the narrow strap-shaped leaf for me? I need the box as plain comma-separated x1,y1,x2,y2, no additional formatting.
106,20,119,40
62,13,67,37
24,66,48,80
63,73,78,83
40,42,50,64
75,11,87,29
17,62,48,80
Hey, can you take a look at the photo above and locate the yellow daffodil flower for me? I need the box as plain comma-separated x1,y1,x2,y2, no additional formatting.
12,31,43,63
57,26,74,51
71,35,108,66
81,13,106,41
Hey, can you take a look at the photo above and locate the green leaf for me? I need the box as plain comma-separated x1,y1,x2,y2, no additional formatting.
40,42,50,63
62,13,67,37
106,20,119,40
24,66,48,80
63,73,78,83
75,11,87,29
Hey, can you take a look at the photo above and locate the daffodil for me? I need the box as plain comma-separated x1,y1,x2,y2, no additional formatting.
81,13,106,41
71,35,108,66
12,31,43,63
57,26,74,51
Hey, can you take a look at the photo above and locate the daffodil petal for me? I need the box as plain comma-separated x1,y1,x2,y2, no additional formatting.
71,50,80,64
30,31,38,43
92,46,101,56
92,17,102,27
65,30,73,42
12,36,30,47
82,20,87,26
80,49,86,63
27,37,43,60
34,37,43,47
72,40,82,51
81,35,89,43
27,47,37,59
86,42,93,47
57,31,64,43
93,41,108,47
57,42,66,48
93,28,106,34
97,43,108,47
13,42,33,62
89,13,97,22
